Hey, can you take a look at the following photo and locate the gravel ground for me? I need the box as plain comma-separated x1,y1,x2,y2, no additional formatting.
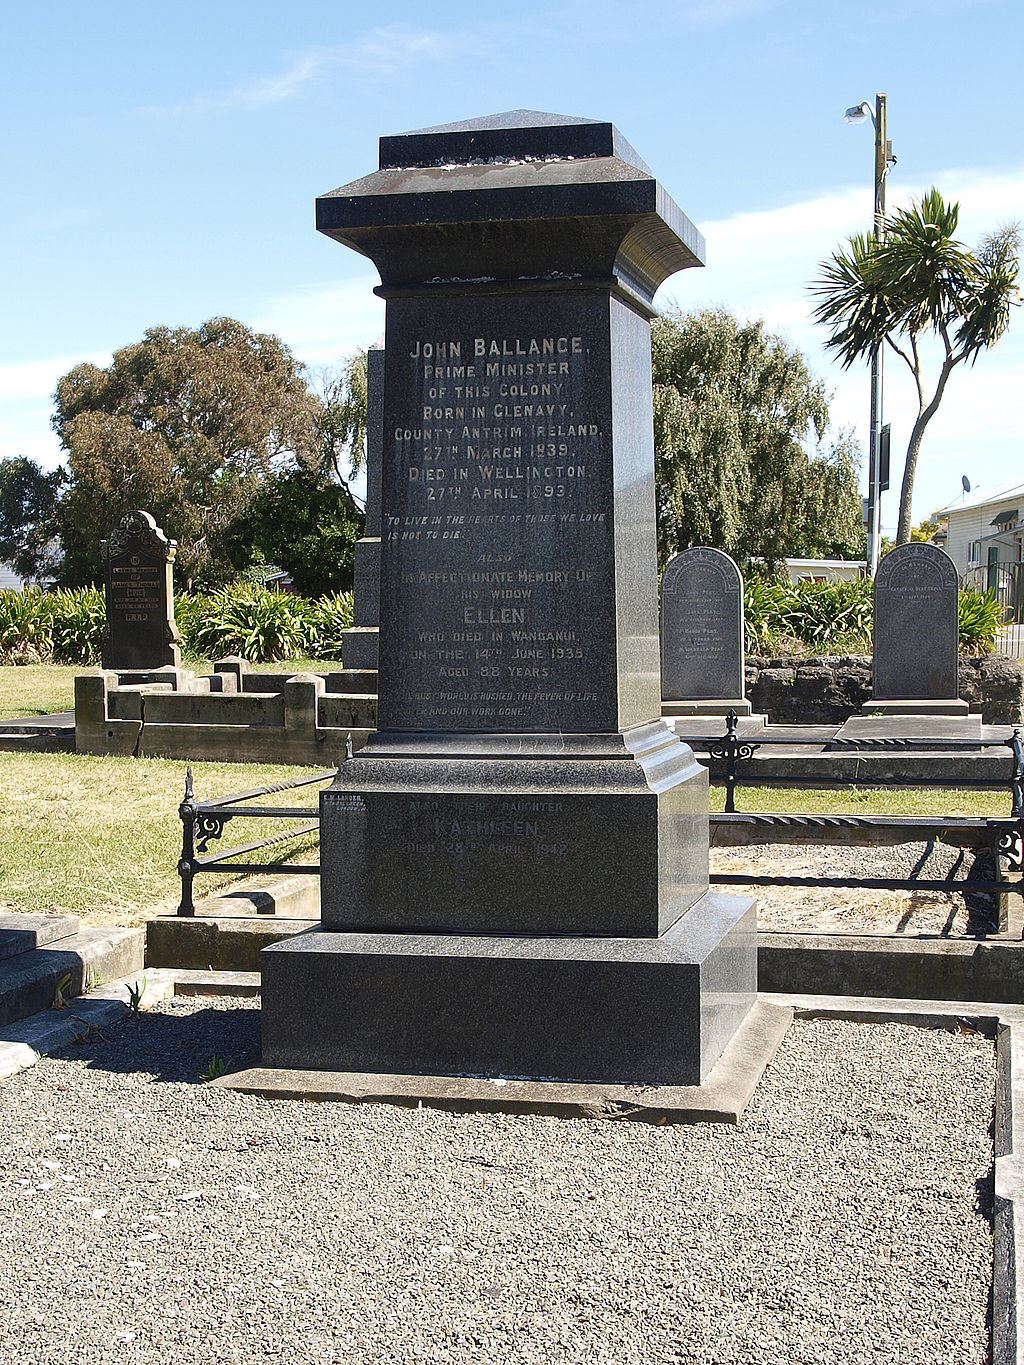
0,997,994,1365
711,840,998,935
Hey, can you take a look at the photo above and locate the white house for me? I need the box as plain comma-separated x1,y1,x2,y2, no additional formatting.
938,477,1024,583
0,562,25,591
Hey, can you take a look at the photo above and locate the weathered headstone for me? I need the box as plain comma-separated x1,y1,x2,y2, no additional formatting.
100,511,180,671
340,339,384,672
869,542,967,716
661,547,750,715
261,111,757,1087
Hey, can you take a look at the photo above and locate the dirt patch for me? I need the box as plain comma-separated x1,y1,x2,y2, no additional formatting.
710,840,998,935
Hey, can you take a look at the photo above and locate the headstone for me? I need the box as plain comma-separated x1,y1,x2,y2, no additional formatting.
261,111,757,1087
661,547,750,716
340,339,384,672
100,511,180,671
870,542,967,716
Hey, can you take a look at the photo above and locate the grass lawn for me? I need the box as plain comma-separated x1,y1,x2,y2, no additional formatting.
0,752,327,924
0,738,1014,927
0,659,345,721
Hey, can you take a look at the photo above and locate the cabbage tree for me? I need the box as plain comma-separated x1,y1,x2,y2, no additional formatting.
811,189,1019,545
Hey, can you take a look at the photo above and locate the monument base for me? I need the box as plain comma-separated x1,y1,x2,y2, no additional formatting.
226,999,786,1125
861,698,970,718
260,891,757,1087
319,722,711,939
662,698,754,717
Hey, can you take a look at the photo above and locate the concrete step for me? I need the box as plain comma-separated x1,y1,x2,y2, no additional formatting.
0,966,256,1081
0,925,145,1028
0,913,79,963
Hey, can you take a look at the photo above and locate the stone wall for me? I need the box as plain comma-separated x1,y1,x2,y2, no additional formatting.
745,653,1024,725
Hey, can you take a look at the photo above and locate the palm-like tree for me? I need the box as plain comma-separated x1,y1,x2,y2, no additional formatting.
811,188,1019,546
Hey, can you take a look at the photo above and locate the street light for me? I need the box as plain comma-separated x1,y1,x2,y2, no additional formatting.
846,93,895,575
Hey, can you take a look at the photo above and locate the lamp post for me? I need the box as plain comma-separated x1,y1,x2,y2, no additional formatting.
845,93,894,575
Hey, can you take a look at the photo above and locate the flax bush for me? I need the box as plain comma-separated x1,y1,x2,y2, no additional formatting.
0,584,355,665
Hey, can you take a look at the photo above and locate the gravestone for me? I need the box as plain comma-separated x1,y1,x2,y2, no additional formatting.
341,340,384,672
661,547,750,716
869,542,968,717
100,511,180,672
261,111,757,1087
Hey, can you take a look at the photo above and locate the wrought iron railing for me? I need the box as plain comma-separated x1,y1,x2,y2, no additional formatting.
175,715,1024,925
176,766,335,916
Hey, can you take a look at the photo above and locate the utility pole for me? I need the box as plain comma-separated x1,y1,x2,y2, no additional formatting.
846,92,894,574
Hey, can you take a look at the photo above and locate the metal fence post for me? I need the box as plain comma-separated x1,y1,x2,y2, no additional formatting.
176,766,197,917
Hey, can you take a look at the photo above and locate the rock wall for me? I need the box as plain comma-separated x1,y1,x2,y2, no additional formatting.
744,653,1024,726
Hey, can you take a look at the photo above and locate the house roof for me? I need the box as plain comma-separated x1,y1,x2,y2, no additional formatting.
939,477,1024,516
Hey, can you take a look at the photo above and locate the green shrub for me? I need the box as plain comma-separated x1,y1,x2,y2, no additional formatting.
958,587,1003,655
185,585,310,663
49,588,105,664
305,592,355,659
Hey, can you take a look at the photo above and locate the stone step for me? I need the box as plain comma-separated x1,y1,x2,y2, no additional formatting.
0,925,145,1028
0,914,79,963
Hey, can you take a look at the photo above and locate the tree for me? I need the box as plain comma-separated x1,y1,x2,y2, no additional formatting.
811,189,1020,545
224,467,364,597
652,308,864,570
0,457,65,581
52,317,325,588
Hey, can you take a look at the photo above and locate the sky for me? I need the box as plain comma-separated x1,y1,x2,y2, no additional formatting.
2,0,1022,534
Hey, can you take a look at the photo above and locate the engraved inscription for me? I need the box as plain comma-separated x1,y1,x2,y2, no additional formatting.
381,299,615,732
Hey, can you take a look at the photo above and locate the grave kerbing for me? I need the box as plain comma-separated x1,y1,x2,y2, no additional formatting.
260,111,758,1086
100,510,181,672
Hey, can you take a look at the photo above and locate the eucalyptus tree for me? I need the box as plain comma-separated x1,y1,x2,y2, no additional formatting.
52,317,326,587
811,188,1019,545
652,308,863,571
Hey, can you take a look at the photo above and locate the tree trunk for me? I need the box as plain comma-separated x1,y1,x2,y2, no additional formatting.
895,360,957,546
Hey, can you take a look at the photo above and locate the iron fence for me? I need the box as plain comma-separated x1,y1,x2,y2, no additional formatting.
175,715,1024,923
176,765,335,916
964,561,1024,659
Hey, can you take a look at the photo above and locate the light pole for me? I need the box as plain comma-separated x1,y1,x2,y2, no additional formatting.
845,94,894,574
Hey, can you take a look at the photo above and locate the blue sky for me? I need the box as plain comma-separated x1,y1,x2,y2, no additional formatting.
2,0,1022,531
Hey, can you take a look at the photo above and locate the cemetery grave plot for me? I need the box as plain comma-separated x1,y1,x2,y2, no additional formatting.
0,995,994,1365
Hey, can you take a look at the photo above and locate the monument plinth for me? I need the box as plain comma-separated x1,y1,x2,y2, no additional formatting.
261,111,757,1086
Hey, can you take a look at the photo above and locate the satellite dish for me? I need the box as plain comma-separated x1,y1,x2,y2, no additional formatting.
962,476,972,493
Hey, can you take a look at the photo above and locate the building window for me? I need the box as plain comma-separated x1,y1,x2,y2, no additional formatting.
968,539,982,565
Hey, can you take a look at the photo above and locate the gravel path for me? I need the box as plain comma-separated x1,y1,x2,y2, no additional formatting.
0,998,994,1365
712,840,998,935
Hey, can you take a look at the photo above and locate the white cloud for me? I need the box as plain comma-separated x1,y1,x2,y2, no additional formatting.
252,275,386,370
0,351,110,403
142,27,458,117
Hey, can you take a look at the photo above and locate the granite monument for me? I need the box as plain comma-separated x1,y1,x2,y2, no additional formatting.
870,541,967,716
340,341,384,672
261,111,757,1086
100,511,181,672
661,547,750,716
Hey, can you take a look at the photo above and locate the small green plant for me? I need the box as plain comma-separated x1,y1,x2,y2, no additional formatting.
197,1055,227,1081
125,978,146,1014
51,972,73,1010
